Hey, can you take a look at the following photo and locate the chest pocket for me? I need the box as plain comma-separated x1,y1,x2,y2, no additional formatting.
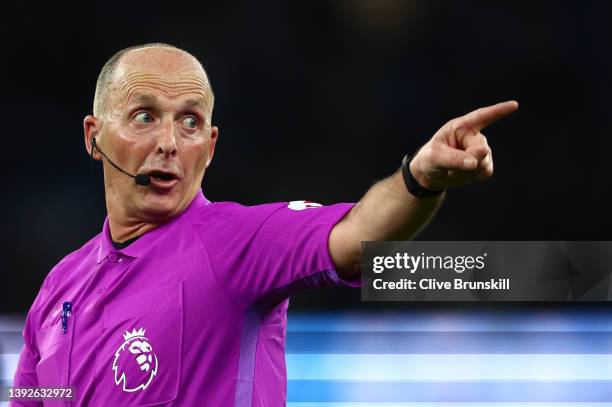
95,280,184,406
36,314,75,406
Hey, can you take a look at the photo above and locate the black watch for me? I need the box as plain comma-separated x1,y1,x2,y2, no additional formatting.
401,155,445,198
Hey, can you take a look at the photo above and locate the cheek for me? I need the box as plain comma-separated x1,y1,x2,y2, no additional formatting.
182,140,210,174
112,129,152,163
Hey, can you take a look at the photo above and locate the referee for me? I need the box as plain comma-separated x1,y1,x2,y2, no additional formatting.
10,43,517,406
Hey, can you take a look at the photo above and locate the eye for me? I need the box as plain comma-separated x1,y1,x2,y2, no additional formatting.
134,111,153,124
181,116,198,129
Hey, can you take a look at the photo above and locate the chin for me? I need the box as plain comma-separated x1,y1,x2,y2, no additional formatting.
138,193,182,222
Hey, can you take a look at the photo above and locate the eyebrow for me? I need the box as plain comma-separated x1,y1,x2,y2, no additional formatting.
128,93,206,110
183,98,206,110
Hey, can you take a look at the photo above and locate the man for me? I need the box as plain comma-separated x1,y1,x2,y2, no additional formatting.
11,43,517,406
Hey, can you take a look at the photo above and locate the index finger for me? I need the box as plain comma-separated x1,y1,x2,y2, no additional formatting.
458,100,518,131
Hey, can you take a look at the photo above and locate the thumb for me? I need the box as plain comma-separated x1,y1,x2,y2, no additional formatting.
433,144,478,171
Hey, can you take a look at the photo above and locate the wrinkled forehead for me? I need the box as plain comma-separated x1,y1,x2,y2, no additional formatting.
110,51,212,113
115,71,211,109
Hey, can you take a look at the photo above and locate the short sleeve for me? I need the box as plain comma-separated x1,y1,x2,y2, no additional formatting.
194,201,359,307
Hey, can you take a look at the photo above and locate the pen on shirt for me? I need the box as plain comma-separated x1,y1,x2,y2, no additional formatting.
62,301,72,334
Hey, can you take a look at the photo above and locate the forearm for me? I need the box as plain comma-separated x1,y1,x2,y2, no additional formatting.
330,168,444,275
351,169,444,240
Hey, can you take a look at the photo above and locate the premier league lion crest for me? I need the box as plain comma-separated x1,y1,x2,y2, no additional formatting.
112,327,158,392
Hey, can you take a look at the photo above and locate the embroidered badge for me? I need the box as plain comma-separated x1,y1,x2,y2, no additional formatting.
112,327,158,392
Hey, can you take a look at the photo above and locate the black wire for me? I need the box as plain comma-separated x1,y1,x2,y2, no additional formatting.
91,138,136,179
89,139,107,206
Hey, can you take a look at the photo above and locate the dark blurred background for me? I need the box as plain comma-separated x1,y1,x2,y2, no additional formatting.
2,1,612,313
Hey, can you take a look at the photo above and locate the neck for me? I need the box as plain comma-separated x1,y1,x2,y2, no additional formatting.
105,191,164,243
103,183,202,243
107,217,160,243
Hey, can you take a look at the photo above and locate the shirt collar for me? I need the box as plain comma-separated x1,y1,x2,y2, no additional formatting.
96,189,211,264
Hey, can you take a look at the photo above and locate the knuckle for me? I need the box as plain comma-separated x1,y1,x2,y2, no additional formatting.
477,133,488,146
451,121,467,137
445,118,457,129
454,153,466,168
448,119,462,134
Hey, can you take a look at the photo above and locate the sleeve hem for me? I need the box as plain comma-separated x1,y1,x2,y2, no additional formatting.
319,203,363,288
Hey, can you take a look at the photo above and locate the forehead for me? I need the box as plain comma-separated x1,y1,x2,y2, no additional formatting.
111,48,212,109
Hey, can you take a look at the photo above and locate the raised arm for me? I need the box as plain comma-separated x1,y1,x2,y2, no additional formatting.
329,101,518,279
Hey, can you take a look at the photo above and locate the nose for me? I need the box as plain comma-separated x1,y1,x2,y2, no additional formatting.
155,118,178,157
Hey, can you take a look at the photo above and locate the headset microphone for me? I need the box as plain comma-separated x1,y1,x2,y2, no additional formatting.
90,138,151,186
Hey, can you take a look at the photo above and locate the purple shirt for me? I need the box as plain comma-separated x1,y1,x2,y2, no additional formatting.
11,190,359,406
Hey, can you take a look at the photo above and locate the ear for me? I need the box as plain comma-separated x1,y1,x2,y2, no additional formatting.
83,115,102,160
205,126,219,168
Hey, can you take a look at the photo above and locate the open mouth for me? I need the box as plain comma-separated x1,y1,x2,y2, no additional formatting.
148,170,179,182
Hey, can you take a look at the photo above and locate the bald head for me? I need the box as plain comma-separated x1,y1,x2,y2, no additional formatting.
93,43,214,122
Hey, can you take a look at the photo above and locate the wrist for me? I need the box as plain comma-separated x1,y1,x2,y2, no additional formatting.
402,155,445,198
